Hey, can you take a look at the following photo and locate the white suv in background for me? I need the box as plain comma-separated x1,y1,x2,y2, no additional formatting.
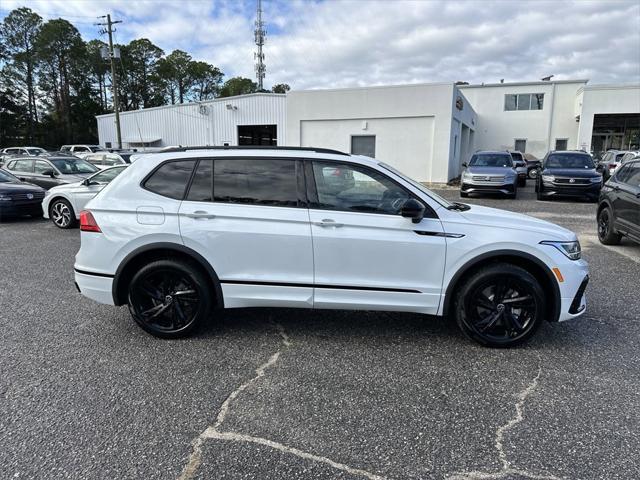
60,144,106,158
74,147,589,347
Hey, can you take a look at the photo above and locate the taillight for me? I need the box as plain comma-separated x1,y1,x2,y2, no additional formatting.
608,163,616,169
80,210,101,232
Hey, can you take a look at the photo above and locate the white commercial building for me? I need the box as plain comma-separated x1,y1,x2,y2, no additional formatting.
96,79,640,183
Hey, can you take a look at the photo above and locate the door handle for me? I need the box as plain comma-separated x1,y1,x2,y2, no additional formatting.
313,219,343,228
183,211,216,219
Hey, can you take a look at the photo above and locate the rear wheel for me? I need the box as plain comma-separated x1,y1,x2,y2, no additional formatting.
597,207,622,245
49,198,76,229
454,263,544,347
528,169,538,179
127,259,213,338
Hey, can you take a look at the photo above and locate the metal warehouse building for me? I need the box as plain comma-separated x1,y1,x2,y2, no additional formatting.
97,79,640,183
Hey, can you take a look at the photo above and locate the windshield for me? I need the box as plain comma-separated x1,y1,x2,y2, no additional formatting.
510,152,523,161
0,169,19,183
89,146,106,152
49,158,99,174
378,162,452,208
469,154,513,167
27,148,45,155
546,153,594,169
88,166,127,184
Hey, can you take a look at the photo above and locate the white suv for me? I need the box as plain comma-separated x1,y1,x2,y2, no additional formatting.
74,147,589,347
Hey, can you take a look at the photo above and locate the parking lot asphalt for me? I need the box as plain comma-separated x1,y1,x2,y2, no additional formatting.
1,183,639,480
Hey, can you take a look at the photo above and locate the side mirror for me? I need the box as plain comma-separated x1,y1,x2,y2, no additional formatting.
82,178,91,186
41,168,55,177
461,162,468,168
401,198,425,224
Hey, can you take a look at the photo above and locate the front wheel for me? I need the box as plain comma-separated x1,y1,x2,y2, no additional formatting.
453,263,545,347
597,207,622,245
460,191,469,198
49,198,77,229
127,259,213,338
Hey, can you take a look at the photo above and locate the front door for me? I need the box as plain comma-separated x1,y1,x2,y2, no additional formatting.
307,160,446,314
178,157,314,308
614,162,640,237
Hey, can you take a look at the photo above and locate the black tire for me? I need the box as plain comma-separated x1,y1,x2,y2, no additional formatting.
460,191,469,198
597,207,622,245
506,185,517,199
518,178,527,188
453,263,545,347
49,198,77,229
536,184,546,200
127,259,213,338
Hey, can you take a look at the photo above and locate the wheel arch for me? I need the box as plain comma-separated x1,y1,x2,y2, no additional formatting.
443,249,561,322
112,242,224,308
48,194,75,215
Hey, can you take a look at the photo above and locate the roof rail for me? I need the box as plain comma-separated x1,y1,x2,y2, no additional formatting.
157,145,350,156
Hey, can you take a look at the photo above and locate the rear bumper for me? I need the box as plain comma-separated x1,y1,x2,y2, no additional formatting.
74,268,115,305
461,182,515,195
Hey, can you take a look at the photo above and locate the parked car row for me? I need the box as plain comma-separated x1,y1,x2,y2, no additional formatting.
598,149,640,182
0,144,140,167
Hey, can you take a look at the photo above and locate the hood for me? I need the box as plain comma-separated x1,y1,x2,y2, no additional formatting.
458,204,576,240
542,167,599,178
0,181,45,193
48,181,83,193
465,166,516,176
61,173,91,182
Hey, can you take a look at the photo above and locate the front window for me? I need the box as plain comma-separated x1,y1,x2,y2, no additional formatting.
34,160,52,174
545,153,594,169
88,166,126,184
469,154,514,168
0,169,18,182
311,161,410,215
49,158,99,174
379,162,452,208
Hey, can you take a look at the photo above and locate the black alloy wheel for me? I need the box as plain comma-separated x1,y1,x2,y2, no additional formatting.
597,207,622,245
455,263,544,347
128,259,212,338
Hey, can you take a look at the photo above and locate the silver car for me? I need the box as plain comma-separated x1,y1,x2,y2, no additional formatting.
509,150,528,187
460,151,518,198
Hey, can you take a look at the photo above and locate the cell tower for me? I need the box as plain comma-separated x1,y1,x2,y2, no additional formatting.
254,0,266,90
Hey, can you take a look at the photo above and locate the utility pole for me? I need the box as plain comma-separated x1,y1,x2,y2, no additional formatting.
97,14,123,149
254,0,266,90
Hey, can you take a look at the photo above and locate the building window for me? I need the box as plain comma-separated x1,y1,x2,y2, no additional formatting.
555,138,568,151
514,139,527,153
351,135,376,158
238,125,277,146
505,93,544,111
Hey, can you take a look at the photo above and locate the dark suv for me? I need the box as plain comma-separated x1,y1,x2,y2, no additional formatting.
597,159,640,245
536,151,601,201
3,155,99,190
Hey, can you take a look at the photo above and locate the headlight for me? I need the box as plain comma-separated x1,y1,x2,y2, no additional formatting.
0,193,12,202
541,175,555,182
590,176,602,183
462,171,472,179
540,240,581,260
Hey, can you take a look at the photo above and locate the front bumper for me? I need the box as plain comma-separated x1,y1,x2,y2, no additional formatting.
74,269,115,305
0,202,42,217
539,181,601,199
461,182,516,195
556,259,590,322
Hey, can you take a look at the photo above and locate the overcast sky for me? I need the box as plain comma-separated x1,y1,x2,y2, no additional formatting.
2,0,639,90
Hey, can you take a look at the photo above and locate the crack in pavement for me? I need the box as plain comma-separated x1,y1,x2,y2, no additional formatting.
177,321,386,480
447,361,564,480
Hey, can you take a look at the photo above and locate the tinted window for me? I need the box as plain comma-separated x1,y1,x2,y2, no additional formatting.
214,159,298,207
34,160,51,174
311,161,410,215
546,153,594,169
469,154,513,167
144,160,196,199
187,160,213,202
625,163,640,186
12,160,33,172
615,164,632,183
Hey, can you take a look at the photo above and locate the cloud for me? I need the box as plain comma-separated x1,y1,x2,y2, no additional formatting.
1,0,639,88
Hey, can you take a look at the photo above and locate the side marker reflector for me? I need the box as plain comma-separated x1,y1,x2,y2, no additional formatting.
552,267,564,283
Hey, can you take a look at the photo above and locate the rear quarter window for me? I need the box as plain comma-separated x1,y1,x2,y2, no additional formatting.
143,160,196,199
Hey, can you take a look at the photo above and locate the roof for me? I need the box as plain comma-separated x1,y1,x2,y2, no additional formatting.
157,145,349,156
459,79,589,89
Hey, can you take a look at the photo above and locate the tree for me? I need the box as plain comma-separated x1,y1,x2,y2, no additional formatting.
0,7,43,143
85,39,109,111
120,38,165,109
271,83,290,94
189,61,223,101
157,49,194,104
219,77,258,98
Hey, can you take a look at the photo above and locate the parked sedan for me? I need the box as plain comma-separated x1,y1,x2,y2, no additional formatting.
42,165,127,228
0,146,47,166
0,168,46,220
597,159,640,245
536,151,602,201
460,151,518,198
3,155,99,190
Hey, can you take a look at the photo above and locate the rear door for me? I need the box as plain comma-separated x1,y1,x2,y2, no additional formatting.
178,157,314,308
306,160,446,314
